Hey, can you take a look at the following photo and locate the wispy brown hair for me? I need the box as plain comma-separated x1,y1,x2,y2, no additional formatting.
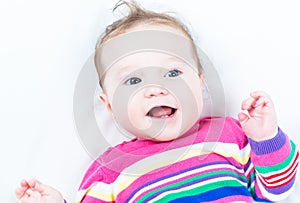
95,0,202,87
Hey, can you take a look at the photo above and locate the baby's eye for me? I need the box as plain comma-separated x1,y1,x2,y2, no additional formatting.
125,77,142,85
165,69,182,78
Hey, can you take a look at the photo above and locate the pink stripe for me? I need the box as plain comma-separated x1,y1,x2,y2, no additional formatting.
118,153,245,201
80,117,248,191
250,136,291,167
264,151,299,181
202,195,252,203
80,195,111,203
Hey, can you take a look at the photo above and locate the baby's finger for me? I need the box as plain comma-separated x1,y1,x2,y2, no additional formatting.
20,179,30,188
25,190,42,203
250,90,269,99
27,179,38,188
17,190,41,203
242,90,272,110
16,180,30,199
253,96,272,108
241,97,257,110
28,179,46,193
237,112,249,124
15,187,25,199
26,188,34,196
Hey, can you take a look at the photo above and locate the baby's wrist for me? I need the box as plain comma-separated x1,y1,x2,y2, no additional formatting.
256,127,278,142
248,125,278,142
248,127,285,155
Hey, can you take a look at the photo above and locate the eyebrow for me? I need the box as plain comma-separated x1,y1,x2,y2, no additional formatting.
116,64,138,80
115,55,187,78
166,55,187,63
164,56,188,68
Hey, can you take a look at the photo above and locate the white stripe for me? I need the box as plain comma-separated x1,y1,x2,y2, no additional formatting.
257,163,298,188
76,181,114,201
250,181,255,191
115,141,250,195
256,152,298,186
256,174,296,201
75,189,87,202
76,141,251,201
148,176,246,203
258,146,298,178
89,181,113,194
245,162,254,178
128,163,245,203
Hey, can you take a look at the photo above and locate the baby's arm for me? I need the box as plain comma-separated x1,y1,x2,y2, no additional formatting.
15,179,65,203
238,91,299,201
238,91,278,141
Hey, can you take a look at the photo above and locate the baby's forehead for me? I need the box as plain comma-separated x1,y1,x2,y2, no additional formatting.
111,53,189,76
96,29,198,81
115,52,189,68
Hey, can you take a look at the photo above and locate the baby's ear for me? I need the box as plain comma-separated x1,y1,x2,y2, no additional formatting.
99,93,112,113
199,74,204,85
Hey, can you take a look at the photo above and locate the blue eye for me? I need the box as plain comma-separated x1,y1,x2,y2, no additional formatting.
165,69,182,78
125,77,142,85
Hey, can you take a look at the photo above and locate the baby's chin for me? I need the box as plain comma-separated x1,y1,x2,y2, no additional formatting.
143,133,183,142
124,110,201,142
134,125,192,142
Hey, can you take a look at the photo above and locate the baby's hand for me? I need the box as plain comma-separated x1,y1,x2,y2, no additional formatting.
238,91,278,142
15,179,64,203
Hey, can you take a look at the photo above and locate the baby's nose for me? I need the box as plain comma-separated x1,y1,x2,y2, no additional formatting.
144,86,169,98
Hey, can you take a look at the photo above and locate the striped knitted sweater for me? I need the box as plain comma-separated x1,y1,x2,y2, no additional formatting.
76,117,299,202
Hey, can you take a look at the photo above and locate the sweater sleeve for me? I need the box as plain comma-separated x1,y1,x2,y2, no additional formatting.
75,158,116,203
246,127,299,202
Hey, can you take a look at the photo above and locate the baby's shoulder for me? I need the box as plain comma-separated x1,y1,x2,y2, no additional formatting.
200,116,243,132
199,116,248,149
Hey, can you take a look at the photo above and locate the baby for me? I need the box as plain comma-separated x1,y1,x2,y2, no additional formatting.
16,1,299,202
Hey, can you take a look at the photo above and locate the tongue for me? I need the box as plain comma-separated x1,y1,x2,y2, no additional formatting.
149,106,173,118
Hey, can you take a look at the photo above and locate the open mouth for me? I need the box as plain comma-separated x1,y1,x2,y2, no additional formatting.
146,106,177,119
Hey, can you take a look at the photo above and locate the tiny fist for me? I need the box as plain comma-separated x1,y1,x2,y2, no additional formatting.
238,112,248,124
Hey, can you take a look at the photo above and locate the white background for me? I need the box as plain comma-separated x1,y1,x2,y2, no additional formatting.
1,0,299,202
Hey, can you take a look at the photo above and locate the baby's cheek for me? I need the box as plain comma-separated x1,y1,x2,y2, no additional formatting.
186,76,204,115
127,98,149,130
184,75,202,94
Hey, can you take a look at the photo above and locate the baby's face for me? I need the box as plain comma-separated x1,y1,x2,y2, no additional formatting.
100,25,203,141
